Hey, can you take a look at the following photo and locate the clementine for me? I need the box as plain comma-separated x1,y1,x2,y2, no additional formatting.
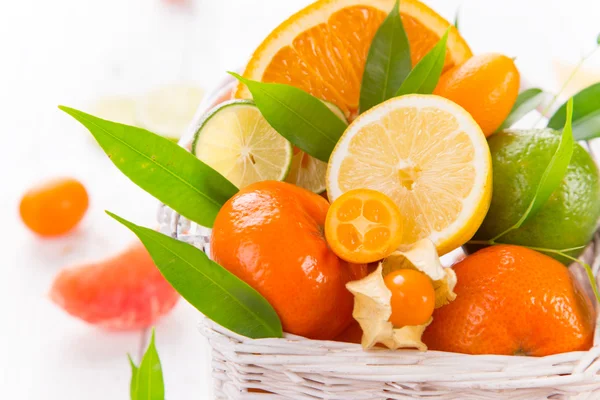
434,53,520,136
20,177,89,237
422,245,595,356
211,180,368,340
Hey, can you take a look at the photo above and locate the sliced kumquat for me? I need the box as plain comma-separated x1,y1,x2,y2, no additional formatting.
325,188,403,263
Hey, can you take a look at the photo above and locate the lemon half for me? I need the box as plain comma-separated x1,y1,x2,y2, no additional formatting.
327,94,492,255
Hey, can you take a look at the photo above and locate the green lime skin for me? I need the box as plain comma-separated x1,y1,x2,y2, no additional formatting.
470,129,600,265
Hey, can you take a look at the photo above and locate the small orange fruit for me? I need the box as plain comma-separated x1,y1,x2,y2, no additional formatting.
211,181,368,340
384,269,435,327
325,189,403,263
20,177,89,237
422,245,595,356
434,53,520,136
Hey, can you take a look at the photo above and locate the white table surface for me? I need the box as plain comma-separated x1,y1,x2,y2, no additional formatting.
1,0,599,399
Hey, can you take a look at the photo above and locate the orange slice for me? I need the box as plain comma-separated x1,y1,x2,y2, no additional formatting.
325,188,404,263
235,0,472,119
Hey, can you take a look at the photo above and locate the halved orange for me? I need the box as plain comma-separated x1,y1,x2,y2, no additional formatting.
235,0,472,119
325,188,404,263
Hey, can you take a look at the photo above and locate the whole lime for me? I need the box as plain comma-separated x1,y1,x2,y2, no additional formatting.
470,129,600,264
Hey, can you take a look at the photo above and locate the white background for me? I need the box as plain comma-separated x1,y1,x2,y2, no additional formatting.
1,0,599,399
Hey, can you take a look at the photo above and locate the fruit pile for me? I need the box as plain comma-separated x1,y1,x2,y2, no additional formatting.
61,0,600,358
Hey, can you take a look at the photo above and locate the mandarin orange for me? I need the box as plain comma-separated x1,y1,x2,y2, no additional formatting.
211,181,368,340
20,177,89,237
434,53,520,136
422,245,595,356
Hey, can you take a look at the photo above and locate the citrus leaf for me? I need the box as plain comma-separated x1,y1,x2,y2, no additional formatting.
359,0,411,113
59,107,238,228
547,83,600,140
132,330,164,400
108,212,284,339
498,88,546,131
493,99,575,240
230,73,346,162
395,29,448,96
128,355,139,400
454,8,460,31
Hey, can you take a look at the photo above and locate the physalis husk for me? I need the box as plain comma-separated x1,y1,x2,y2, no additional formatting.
346,238,457,350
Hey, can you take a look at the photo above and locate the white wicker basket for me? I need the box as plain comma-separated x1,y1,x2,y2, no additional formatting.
160,76,600,399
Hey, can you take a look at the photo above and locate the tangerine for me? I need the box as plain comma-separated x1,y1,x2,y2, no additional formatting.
211,181,368,340
20,177,89,237
422,245,595,356
434,53,520,136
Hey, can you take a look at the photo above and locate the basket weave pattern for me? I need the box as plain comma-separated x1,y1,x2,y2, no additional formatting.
158,204,600,400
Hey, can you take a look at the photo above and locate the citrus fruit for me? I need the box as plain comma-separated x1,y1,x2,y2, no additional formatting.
192,100,293,189
20,177,89,237
285,151,329,193
136,84,204,141
235,0,472,118
471,129,600,264
285,101,346,193
327,94,492,256
88,96,138,126
384,269,435,327
422,245,595,356
325,188,403,263
50,242,179,330
211,180,368,339
434,53,520,136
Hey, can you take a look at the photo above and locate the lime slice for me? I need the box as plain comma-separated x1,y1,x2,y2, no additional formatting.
136,84,205,141
284,100,347,194
323,100,347,123
192,100,293,189
285,151,328,194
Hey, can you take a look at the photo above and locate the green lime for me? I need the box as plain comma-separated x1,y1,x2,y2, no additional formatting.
470,129,600,264
192,100,293,189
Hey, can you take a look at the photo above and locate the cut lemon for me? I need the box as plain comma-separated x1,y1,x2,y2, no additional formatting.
192,100,293,189
327,94,492,256
325,188,404,263
285,100,346,193
235,0,472,118
136,84,205,141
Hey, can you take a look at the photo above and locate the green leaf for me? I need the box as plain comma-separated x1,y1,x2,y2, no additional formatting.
547,83,600,140
128,355,139,400
131,330,164,400
395,29,448,96
230,74,346,162
493,99,575,241
596,32,600,45
359,0,411,113
59,107,238,228
454,7,460,31
108,212,283,339
498,88,546,131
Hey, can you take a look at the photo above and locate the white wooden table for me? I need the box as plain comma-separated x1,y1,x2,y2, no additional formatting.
1,0,598,399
